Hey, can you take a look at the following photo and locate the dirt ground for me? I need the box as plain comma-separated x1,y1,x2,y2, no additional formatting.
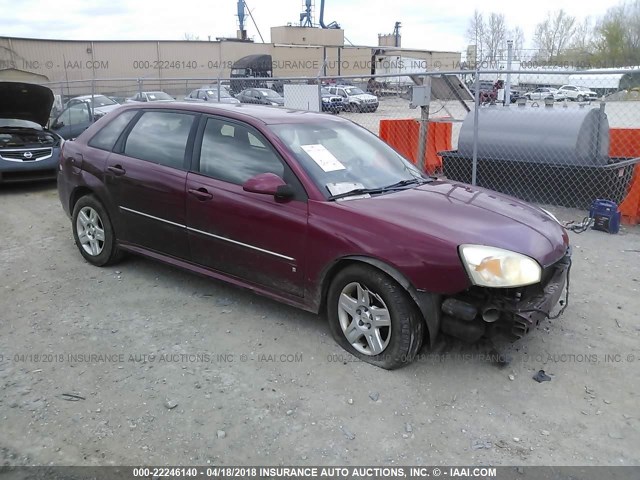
0,181,639,467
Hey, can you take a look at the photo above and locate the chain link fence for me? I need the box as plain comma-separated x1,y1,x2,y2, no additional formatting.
44,69,640,219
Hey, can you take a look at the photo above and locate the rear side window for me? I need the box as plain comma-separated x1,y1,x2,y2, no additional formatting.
124,111,195,168
88,110,137,151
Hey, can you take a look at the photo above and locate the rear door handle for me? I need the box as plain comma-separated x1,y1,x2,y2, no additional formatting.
107,165,126,176
188,187,213,201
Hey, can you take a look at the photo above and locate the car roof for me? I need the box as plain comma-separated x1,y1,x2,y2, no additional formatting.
112,101,347,126
72,94,109,99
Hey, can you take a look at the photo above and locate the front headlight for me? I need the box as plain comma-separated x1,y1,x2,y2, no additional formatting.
270,101,280,106
459,245,541,288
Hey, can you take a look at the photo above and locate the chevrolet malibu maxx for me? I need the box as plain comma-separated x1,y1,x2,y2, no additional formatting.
57,102,571,369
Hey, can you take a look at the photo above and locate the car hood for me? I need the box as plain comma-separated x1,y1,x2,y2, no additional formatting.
337,180,569,267
351,93,377,101
0,82,54,127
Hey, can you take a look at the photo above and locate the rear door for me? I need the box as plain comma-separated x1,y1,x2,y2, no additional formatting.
52,103,93,139
105,109,198,259
185,116,308,297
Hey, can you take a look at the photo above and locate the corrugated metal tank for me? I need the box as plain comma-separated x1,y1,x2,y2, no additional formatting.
457,104,610,166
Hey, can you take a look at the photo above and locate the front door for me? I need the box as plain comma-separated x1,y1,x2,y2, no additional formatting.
186,116,308,297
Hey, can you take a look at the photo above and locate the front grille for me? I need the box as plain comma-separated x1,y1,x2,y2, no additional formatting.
1,148,53,162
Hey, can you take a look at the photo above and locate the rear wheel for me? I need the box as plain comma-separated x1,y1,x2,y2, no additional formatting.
327,264,424,369
72,195,122,267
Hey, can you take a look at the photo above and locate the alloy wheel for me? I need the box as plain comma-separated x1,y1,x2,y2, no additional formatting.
76,206,105,256
337,281,392,355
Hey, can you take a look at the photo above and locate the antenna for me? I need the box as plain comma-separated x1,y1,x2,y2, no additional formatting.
243,1,265,43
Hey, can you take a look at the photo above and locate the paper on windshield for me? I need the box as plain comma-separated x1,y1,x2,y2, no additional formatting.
301,144,345,172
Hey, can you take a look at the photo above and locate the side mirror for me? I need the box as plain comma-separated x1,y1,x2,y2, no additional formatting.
242,173,293,199
52,121,63,129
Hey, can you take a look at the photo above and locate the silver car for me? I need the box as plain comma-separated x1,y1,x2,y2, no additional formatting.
126,91,174,103
183,88,240,104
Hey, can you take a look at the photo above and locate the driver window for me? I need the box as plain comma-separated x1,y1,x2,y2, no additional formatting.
197,118,285,185
58,104,92,126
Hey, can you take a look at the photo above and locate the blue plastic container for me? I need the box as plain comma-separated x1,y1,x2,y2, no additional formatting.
589,199,621,234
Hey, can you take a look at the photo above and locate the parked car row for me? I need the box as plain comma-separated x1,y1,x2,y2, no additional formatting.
522,85,598,102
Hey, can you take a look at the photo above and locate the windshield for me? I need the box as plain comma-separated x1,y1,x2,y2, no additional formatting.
146,92,173,101
270,121,424,199
260,90,281,98
344,87,365,95
86,95,117,108
206,90,233,99
321,88,331,95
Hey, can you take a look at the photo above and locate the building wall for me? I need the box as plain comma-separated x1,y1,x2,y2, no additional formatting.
0,36,461,90
270,26,344,46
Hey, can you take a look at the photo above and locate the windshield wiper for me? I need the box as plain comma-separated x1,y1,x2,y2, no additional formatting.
381,177,431,190
328,177,431,201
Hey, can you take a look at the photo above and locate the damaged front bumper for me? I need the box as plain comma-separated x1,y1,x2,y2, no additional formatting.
440,249,572,342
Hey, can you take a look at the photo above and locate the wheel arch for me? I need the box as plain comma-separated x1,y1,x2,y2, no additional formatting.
69,186,94,214
319,255,441,346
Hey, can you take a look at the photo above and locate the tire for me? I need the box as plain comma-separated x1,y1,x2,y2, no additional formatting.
577,95,584,102
71,194,123,267
349,103,360,113
327,264,424,369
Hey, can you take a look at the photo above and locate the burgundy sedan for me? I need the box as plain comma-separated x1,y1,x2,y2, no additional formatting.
57,102,571,369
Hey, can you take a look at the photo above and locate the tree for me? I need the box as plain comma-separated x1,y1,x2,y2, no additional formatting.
466,10,485,65
510,26,525,60
594,1,640,66
482,13,507,63
533,9,577,63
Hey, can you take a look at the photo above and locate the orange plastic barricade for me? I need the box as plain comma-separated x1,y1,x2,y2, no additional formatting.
610,128,640,225
379,119,452,175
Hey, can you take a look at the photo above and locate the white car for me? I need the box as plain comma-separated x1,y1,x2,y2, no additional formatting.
126,91,174,103
65,94,121,117
557,85,598,102
524,87,564,101
327,85,379,113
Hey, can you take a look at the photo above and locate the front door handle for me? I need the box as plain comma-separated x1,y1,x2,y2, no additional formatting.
188,187,213,201
107,165,126,176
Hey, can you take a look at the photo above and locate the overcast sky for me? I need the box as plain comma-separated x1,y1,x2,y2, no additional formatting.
0,0,615,52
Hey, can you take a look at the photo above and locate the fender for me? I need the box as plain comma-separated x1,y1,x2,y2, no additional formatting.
321,255,441,347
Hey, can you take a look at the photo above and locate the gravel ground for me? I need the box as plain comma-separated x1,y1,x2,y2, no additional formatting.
0,180,639,467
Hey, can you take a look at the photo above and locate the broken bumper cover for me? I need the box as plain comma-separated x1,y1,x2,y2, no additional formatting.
507,251,571,339
439,248,572,343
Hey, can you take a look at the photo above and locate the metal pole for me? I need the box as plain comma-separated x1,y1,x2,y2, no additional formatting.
504,40,513,106
416,75,431,173
472,68,480,186
91,77,95,118
217,76,221,102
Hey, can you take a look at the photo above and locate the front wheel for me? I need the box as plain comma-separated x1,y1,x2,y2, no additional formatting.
577,95,584,102
327,264,424,369
72,194,122,266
